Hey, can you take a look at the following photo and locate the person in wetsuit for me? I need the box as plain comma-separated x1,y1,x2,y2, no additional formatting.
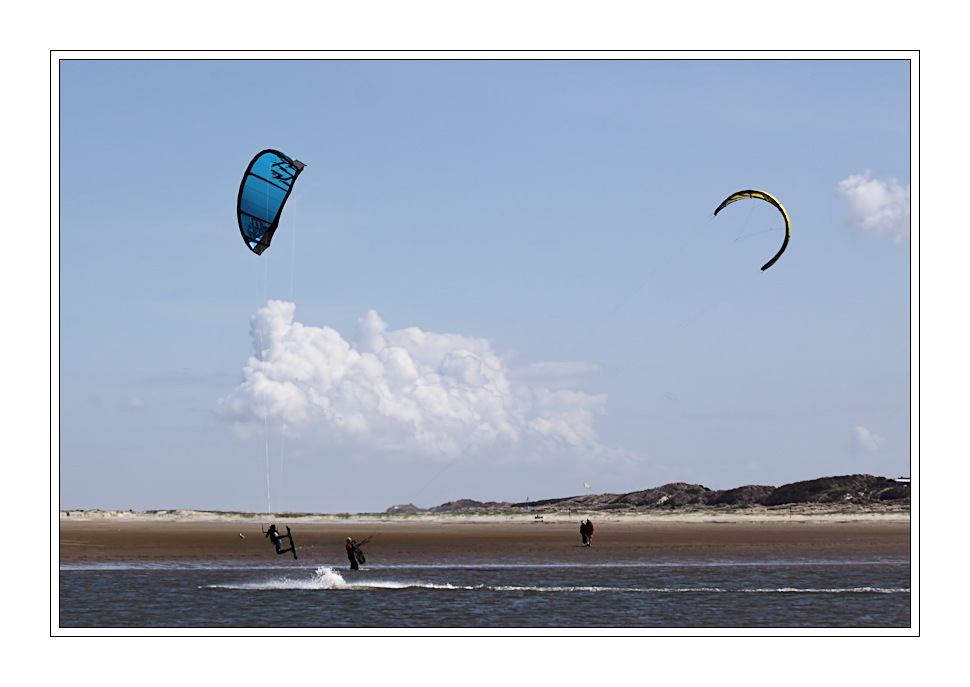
265,524,295,556
346,537,360,570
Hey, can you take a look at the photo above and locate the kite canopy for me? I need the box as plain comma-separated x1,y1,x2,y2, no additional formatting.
237,149,306,255
713,190,790,271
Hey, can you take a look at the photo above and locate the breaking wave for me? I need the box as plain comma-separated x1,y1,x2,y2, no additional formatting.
204,567,908,595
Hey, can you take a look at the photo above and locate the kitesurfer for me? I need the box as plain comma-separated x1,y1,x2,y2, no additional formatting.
266,524,283,552
346,537,360,570
265,524,295,556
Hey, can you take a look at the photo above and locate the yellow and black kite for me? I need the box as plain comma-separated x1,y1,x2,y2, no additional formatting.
714,190,790,271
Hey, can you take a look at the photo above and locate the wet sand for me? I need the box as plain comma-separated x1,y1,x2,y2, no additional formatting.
59,514,910,564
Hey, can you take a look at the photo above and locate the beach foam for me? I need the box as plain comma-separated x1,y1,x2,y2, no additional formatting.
207,566,350,591
203,567,909,595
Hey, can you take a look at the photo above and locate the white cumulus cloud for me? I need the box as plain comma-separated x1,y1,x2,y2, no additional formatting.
215,301,629,465
837,170,910,243
853,425,886,452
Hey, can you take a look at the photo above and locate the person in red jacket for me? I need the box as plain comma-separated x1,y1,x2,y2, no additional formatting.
346,537,360,570
585,518,594,546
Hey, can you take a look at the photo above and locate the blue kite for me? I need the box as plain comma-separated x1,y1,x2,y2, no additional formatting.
236,149,306,255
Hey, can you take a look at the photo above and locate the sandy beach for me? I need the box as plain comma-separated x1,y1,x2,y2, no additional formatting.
59,509,911,564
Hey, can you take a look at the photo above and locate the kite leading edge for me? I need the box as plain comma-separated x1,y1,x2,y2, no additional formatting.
713,189,790,271
237,149,306,255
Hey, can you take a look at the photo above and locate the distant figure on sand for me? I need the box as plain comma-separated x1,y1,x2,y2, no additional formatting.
586,518,594,546
346,537,360,570
265,524,296,557
580,519,588,546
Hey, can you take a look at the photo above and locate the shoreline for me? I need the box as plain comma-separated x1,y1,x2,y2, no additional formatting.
59,507,911,564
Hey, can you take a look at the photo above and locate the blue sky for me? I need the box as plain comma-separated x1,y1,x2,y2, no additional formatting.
58,58,912,513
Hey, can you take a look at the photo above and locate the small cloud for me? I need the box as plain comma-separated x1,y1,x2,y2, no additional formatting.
853,425,886,452
119,397,145,411
837,170,910,243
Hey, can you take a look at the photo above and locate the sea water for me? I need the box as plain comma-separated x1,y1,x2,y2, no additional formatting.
59,555,910,629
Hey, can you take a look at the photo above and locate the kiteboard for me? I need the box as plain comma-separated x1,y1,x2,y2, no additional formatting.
284,527,298,559
352,540,365,565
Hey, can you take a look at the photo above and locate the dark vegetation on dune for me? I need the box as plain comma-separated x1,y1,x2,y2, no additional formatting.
386,474,911,514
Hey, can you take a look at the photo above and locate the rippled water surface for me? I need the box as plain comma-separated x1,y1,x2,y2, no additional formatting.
60,556,910,628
